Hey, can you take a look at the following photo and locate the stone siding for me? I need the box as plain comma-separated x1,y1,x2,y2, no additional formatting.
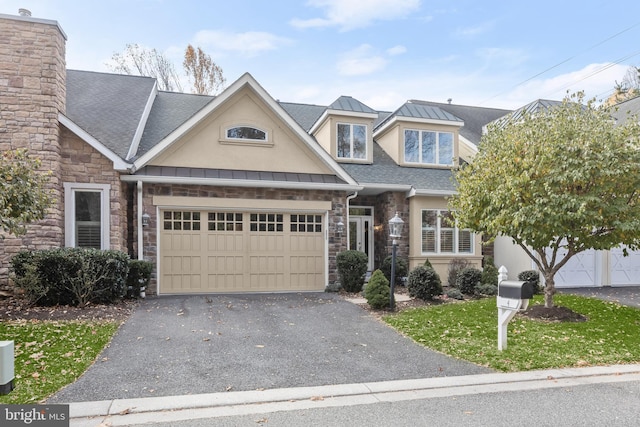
59,128,128,252
0,15,66,285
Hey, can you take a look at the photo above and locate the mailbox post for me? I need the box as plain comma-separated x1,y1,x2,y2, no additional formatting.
497,266,534,350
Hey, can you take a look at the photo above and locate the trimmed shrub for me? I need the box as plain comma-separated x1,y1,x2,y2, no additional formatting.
518,270,541,294
446,288,464,300
475,283,498,296
456,267,482,294
336,250,368,293
407,265,443,301
381,256,408,284
481,256,499,286
363,269,390,309
11,248,130,307
126,259,154,298
423,259,433,268
447,258,471,288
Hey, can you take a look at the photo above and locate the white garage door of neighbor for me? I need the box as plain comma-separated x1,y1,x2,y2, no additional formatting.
160,210,325,294
553,247,640,288
554,249,599,288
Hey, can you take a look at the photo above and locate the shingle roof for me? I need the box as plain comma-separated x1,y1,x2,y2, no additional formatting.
279,102,326,132
66,70,156,158
135,91,214,159
407,100,511,146
612,96,640,124
341,143,456,192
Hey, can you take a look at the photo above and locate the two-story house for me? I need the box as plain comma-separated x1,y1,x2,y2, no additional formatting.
0,11,515,295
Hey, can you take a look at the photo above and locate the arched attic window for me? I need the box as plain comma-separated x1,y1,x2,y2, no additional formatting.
226,126,267,141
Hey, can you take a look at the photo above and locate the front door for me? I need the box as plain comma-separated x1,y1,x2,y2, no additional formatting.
349,215,374,271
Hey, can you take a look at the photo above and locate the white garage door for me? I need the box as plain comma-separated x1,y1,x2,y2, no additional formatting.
554,247,640,287
554,250,599,288
610,247,640,286
160,210,325,294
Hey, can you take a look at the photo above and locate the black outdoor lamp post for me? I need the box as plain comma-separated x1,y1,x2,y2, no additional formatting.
388,212,404,310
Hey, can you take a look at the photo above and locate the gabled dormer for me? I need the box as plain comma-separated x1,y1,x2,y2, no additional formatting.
309,96,378,164
373,100,464,169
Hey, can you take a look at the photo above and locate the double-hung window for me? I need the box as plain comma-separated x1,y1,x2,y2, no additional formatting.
64,183,110,249
421,209,472,254
404,129,454,165
337,123,366,159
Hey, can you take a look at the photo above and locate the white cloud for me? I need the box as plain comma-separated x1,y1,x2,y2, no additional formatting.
502,62,629,107
337,44,388,76
291,0,421,31
193,30,293,57
387,45,407,56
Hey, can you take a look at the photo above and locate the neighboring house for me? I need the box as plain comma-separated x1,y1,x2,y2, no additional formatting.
10,11,634,295
491,98,640,287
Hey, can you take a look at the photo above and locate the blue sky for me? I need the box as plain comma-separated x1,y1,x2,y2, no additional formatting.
2,0,640,111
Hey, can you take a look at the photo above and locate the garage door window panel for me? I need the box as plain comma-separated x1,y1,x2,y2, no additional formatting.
291,214,322,232
164,211,201,231
208,212,243,231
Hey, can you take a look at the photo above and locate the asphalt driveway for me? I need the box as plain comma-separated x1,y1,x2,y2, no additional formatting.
48,293,491,403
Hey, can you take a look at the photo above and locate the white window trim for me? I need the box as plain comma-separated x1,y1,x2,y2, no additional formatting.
421,209,473,255
64,182,111,250
337,122,367,159
404,129,454,166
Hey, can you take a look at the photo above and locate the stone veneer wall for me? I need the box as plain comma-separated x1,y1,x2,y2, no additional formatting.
352,192,409,270
138,183,348,294
0,14,66,285
59,128,128,252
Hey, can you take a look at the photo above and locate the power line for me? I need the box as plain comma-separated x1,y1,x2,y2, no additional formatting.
479,21,640,105
544,49,640,99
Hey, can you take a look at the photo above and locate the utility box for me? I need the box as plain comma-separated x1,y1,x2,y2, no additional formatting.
498,280,534,300
0,340,15,394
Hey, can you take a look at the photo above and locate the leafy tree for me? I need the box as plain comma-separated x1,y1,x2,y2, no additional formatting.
109,43,183,92
449,92,640,308
611,66,640,104
183,44,226,95
109,44,225,95
0,149,51,236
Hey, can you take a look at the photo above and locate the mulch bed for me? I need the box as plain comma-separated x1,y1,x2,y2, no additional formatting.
0,291,137,323
2,286,586,324
342,286,588,322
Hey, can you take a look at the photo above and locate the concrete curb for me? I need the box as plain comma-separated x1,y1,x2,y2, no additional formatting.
69,364,640,426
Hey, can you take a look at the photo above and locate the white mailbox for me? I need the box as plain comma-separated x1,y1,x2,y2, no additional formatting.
496,269,535,350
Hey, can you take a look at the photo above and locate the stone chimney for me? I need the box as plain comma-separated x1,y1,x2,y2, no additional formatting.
0,11,67,283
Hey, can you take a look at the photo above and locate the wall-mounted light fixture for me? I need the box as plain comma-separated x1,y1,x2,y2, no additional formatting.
336,218,345,234
142,212,150,227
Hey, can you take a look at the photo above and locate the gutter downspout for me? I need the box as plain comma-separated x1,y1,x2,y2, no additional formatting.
345,192,358,249
137,181,144,261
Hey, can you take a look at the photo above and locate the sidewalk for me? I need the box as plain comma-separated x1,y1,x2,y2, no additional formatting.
70,364,640,426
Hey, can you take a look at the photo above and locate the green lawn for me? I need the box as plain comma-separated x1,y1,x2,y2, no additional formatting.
0,321,118,404
385,294,640,372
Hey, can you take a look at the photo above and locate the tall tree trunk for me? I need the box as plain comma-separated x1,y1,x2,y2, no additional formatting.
543,272,556,308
